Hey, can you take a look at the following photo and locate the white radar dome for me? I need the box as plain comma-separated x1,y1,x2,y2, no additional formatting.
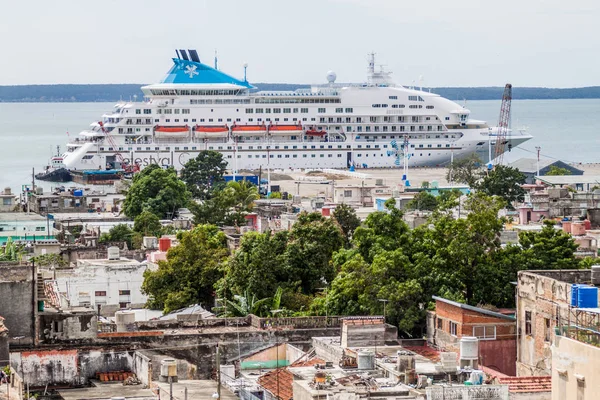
326,71,337,83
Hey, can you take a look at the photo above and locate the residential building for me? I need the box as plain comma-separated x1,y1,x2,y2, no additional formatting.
0,187,15,212
427,296,517,376
0,212,52,242
516,270,597,376
46,249,157,316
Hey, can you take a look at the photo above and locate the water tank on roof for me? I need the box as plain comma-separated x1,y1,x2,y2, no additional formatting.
571,284,580,307
107,246,120,260
160,359,178,378
357,351,375,370
578,286,598,308
459,337,479,361
159,237,172,252
591,265,600,286
115,310,135,332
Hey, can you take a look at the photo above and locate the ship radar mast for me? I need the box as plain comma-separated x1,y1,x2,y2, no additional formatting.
366,52,393,86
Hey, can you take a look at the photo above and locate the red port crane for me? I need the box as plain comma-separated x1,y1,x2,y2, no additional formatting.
494,83,512,165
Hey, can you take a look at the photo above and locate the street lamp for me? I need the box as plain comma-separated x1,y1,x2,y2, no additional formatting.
378,299,389,323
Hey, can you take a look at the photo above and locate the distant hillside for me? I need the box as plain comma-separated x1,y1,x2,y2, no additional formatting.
1,83,600,102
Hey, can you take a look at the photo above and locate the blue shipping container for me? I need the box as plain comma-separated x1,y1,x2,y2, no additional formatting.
577,286,598,308
223,175,259,186
571,284,580,307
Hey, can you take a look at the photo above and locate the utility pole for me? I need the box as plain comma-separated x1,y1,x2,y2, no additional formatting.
535,146,541,179
216,343,221,400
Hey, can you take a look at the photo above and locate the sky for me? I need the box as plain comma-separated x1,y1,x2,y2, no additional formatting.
0,0,598,87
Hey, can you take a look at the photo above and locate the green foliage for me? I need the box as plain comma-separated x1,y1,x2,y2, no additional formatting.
142,225,229,313
477,165,526,207
123,165,190,219
407,191,438,211
284,212,344,294
421,181,430,189
518,221,580,269
268,191,282,199
546,165,571,176
133,210,162,237
332,204,361,247
31,253,67,268
180,151,228,199
0,238,24,262
218,287,288,317
191,180,259,227
99,224,134,249
219,230,289,300
447,154,482,187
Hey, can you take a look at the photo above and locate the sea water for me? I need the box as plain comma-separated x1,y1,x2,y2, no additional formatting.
0,99,599,193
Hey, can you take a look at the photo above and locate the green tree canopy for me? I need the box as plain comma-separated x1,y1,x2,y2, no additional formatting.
518,221,580,270
133,210,162,237
123,165,190,219
99,224,135,249
180,151,228,199
142,225,229,313
447,154,482,187
332,204,361,247
191,180,259,227
407,191,439,211
476,165,526,207
546,165,571,176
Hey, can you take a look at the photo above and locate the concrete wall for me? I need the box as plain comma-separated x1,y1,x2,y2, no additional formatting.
313,337,345,364
0,264,34,345
38,312,97,342
241,343,288,369
286,344,305,365
341,318,385,348
516,270,591,377
552,336,600,400
133,351,152,386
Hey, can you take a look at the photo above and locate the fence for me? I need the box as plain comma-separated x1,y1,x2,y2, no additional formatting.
426,385,509,400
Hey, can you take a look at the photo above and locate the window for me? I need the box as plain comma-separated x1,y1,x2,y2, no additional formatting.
473,326,496,340
345,108,353,113
544,318,551,342
135,109,141,114
119,290,131,296
119,302,129,309
525,311,532,335
450,322,457,336
95,291,107,296
318,108,326,113
344,190,353,197
335,108,343,113
245,108,254,113
437,318,443,329
389,95,398,100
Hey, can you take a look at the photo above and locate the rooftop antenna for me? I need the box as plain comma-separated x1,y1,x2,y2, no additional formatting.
214,49,218,70
243,62,248,82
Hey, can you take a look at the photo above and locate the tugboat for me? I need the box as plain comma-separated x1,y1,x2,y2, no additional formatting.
35,146,72,182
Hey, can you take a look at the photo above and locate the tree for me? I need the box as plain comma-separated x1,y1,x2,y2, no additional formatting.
219,230,290,300
332,204,361,247
218,287,287,317
31,253,67,269
191,180,259,227
99,224,135,249
447,154,482,187
180,151,228,199
123,165,190,219
141,225,229,313
476,165,526,207
546,165,571,176
0,238,24,262
518,221,579,270
284,212,344,294
226,180,260,214
133,210,162,237
407,191,438,211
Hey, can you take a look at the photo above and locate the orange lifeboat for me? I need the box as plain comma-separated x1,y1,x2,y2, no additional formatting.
231,123,268,136
268,124,304,135
306,127,327,136
194,125,229,138
154,125,190,139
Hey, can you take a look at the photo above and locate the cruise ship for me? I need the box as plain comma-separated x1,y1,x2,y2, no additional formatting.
62,50,532,172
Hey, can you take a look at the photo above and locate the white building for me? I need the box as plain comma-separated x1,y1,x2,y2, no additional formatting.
52,252,157,315
0,212,51,243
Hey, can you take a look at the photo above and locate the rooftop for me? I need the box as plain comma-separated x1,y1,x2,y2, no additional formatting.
77,257,143,267
0,212,46,222
496,376,552,394
58,381,155,400
432,296,516,321
537,175,600,186
156,379,238,400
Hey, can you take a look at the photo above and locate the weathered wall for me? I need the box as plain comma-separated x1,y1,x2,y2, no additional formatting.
0,264,34,345
313,337,344,364
241,343,287,369
516,271,590,377
12,349,80,387
133,351,152,386
480,340,517,377
78,350,133,381
552,336,600,400
38,312,97,342
286,344,305,365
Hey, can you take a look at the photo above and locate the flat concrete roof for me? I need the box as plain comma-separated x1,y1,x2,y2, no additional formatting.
78,257,142,267
156,380,238,400
0,212,46,222
537,175,600,185
59,382,155,400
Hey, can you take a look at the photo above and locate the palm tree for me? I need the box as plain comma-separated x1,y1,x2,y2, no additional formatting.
219,287,288,318
0,238,24,262
226,180,259,213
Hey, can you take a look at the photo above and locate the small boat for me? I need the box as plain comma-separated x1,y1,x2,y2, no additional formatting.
194,125,229,138
268,124,304,135
306,127,327,136
231,124,268,136
35,147,72,182
154,125,190,138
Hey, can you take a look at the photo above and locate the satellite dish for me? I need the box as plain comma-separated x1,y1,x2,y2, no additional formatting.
326,71,337,84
